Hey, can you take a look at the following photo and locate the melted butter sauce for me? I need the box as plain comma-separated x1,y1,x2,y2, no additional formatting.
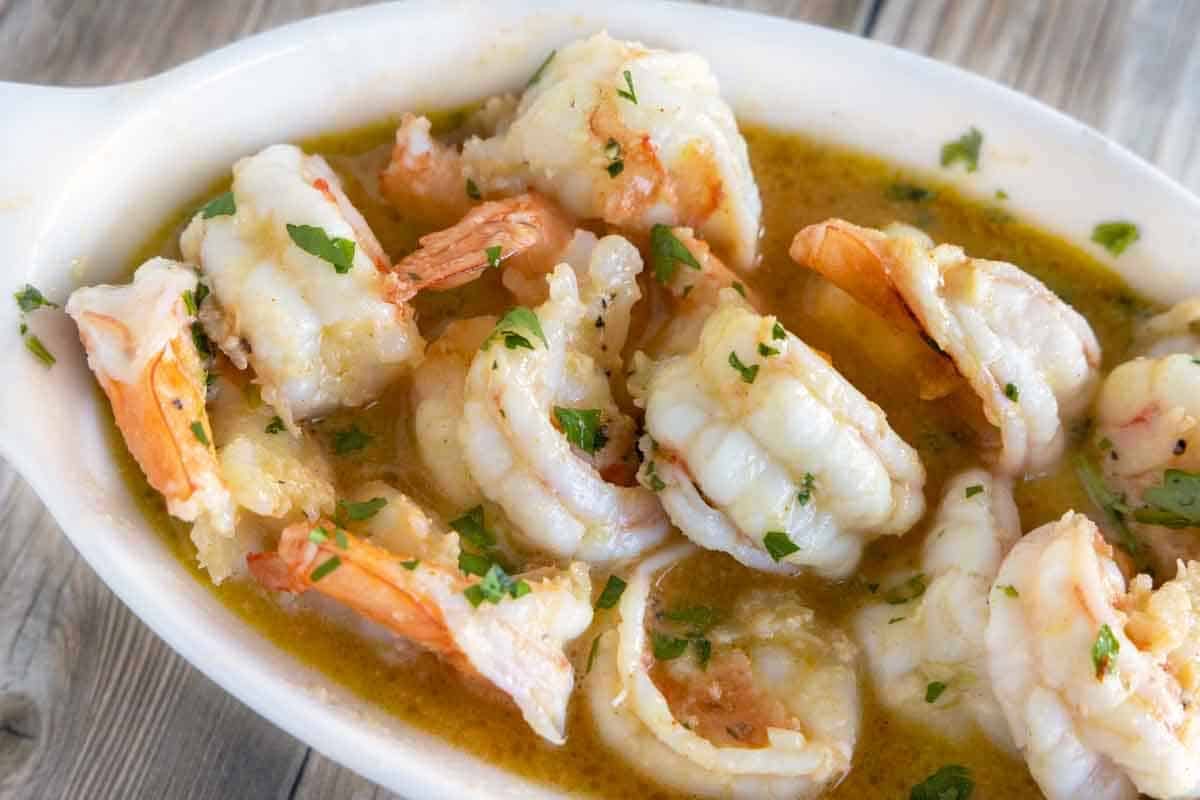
111,113,1156,798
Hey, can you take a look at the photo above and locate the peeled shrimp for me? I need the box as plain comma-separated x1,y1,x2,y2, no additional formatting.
248,483,593,744
986,511,1200,800
180,144,424,426
458,32,762,270
790,219,1101,476
632,291,925,578
390,192,575,307
854,469,1020,750
66,258,236,576
586,544,860,799
379,113,474,228
459,234,669,564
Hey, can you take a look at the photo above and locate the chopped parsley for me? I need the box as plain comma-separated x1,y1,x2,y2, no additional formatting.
731,281,746,298
526,49,556,87
1098,436,1113,451
595,575,627,609
763,530,799,561
264,416,286,434
309,555,342,582
1092,221,1140,257
449,505,497,550
940,127,983,173
1133,469,1200,528
332,424,373,454
965,484,984,498
644,461,667,492
482,306,548,351
1004,382,1019,402
286,223,356,274
997,584,1019,598
995,189,1009,200
190,421,209,446
693,637,712,667
910,765,973,800
758,342,779,357
886,182,936,203
888,616,906,624
649,224,701,283
772,321,786,340
662,605,717,631
1074,455,1147,569
586,634,602,674
925,681,948,703
308,527,329,544
616,69,638,103
884,573,927,605
604,138,624,177
200,191,236,219
458,551,493,577
485,245,502,269
1092,623,1120,678
465,178,481,200
191,321,212,359
24,335,55,367
728,351,759,384
796,472,816,506
182,288,198,316
554,406,605,453
14,285,57,312
651,632,688,661
400,559,420,571
337,496,387,522
464,563,530,607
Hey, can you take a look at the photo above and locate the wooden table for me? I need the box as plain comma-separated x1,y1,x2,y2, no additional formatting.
1,1,1198,797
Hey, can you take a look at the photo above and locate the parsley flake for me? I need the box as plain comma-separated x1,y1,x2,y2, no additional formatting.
883,573,927,605
728,351,759,384
649,225,701,283
886,183,936,203
458,551,493,577
1134,469,1200,528
332,424,373,454
595,575,627,609
925,681,948,703
14,285,57,312
449,505,497,550
604,138,624,177
940,127,983,173
554,406,604,453
796,472,816,506
644,461,667,492
1092,221,1140,257
466,178,481,200
616,69,637,103
24,334,55,367
772,321,786,340
527,49,556,87
308,527,329,544
662,605,717,631
1074,455,1147,568
763,531,799,562
482,306,548,351
731,281,747,298
651,632,688,660
287,223,356,274
337,496,387,522
486,245,502,269
758,342,779,357
1092,623,1120,678
400,559,420,570
265,416,286,434
200,191,236,219
190,421,209,446
997,584,1019,598
1004,382,1019,402
586,635,602,674
310,555,342,582
965,484,984,498
464,563,530,607
910,765,973,800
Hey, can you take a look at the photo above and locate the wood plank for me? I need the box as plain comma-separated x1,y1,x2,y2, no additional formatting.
872,0,1200,193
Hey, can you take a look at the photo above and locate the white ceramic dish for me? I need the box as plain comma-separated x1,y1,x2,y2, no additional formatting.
2,1,1199,796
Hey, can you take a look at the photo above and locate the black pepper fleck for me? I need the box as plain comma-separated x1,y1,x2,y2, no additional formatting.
1175,439,1188,455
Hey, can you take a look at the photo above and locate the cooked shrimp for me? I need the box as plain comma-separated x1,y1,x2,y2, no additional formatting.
66,258,236,577
379,113,474,228
1093,352,1200,573
389,193,575,306
790,219,1101,476
180,144,425,426
248,483,593,745
459,235,670,564
986,511,1200,800
854,469,1020,751
632,292,925,578
411,316,495,511
459,32,762,271
586,544,860,799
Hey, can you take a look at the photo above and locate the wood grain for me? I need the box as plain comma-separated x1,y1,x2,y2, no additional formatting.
0,1,1197,799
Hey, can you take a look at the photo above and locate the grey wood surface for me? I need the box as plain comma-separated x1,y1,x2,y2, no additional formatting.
1,1,1198,798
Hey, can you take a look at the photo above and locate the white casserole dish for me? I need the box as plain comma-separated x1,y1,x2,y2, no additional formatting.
1,1,1198,796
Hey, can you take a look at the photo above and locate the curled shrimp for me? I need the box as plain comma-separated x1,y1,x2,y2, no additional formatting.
986,511,1200,799
379,113,474,228
67,258,237,578
854,469,1020,751
791,218,1101,476
248,483,593,744
455,32,762,271
181,144,426,427
586,544,860,799
459,236,669,564
632,291,925,578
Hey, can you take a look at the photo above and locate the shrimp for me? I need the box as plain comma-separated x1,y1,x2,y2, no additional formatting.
411,316,495,511
854,469,1020,751
986,511,1200,800
631,291,925,578
459,234,670,564
180,144,426,427
66,258,237,577
389,193,575,307
1134,298,1200,358
586,544,860,799
248,482,593,745
379,113,474,228
458,32,762,271
790,219,1102,476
